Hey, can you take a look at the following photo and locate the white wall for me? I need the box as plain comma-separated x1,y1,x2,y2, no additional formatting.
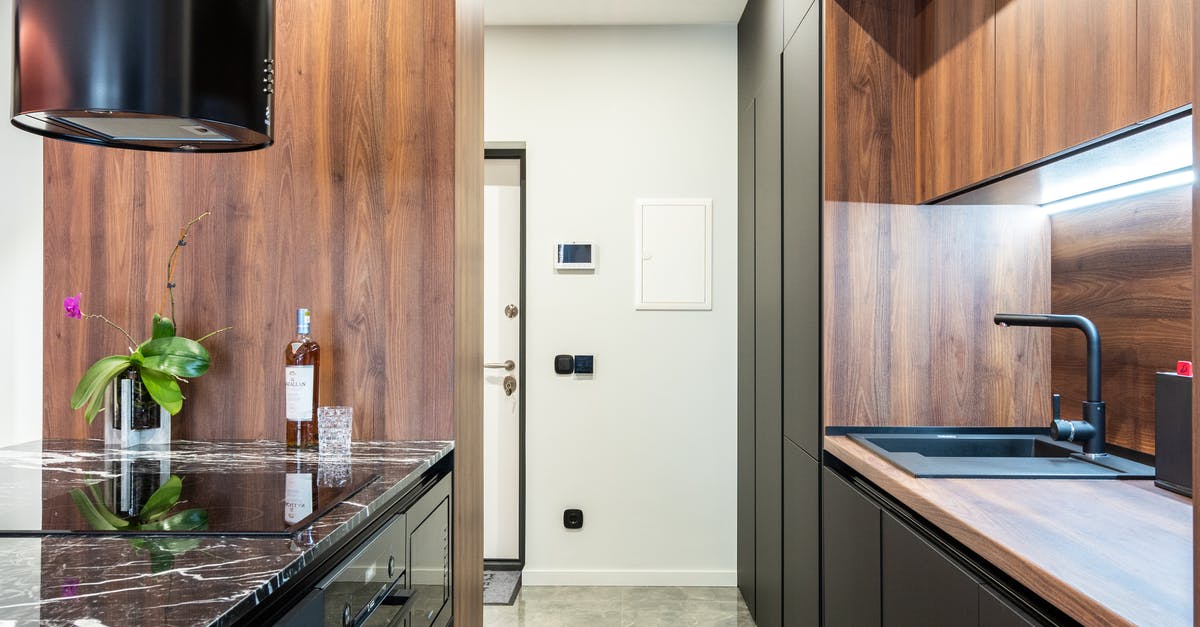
0,0,44,446
485,25,738,586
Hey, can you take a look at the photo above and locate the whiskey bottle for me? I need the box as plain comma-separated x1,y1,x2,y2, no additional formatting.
285,307,320,448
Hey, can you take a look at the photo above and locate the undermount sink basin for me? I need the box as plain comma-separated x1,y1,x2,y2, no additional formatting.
848,432,1154,479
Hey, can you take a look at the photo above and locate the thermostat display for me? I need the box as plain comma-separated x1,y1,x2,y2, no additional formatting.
555,242,595,270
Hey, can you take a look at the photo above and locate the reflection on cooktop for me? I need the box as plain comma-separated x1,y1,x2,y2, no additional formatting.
28,456,379,536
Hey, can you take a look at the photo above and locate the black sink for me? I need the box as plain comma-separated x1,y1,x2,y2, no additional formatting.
847,432,1154,479
858,434,1074,458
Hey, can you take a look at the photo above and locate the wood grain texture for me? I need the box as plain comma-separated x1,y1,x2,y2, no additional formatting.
915,0,997,202
994,0,1139,173
452,0,484,623
44,0,459,443
1138,0,1193,120
1050,186,1192,455
825,436,1193,626
822,202,1051,427
824,0,918,205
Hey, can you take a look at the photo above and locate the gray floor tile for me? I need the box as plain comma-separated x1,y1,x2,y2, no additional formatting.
483,585,755,626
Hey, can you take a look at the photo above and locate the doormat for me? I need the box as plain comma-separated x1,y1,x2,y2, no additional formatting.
483,569,522,606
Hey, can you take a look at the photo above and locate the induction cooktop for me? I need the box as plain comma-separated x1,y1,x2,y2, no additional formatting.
21,459,379,536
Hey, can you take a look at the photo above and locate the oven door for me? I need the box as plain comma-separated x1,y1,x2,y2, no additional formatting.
404,472,452,627
319,513,407,627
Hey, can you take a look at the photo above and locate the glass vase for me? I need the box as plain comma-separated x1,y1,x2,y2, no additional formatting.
104,367,171,449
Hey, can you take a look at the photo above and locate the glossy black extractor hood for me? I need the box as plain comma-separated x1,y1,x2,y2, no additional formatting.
11,0,274,152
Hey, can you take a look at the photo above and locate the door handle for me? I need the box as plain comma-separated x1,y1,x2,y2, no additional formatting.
483,360,515,371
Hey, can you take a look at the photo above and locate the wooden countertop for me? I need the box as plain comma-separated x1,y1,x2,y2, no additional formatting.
825,435,1193,626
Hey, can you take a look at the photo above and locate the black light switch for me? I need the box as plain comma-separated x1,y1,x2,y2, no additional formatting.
563,508,583,529
554,354,574,374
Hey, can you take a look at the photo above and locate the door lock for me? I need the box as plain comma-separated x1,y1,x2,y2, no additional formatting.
503,376,517,396
505,304,519,318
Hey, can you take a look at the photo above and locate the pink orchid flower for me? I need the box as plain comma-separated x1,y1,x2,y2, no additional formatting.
63,293,82,319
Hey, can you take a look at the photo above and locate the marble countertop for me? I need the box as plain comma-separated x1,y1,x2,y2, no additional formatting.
825,435,1191,626
0,438,452,626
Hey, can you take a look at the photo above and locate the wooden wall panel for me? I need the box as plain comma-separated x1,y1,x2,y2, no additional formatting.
915,0,996,202
452,0,483,622
822,202,1051,427
1137,0,1193,121
1050,187,1192,455
994,0,1139,172
43,0,462,443
824,0,918,205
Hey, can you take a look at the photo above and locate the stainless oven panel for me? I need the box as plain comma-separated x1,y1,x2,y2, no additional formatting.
319,513,407,626
405,473,452,627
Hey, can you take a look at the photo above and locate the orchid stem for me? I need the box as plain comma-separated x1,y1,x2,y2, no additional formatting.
165,211,211,324
85,314,138,352
195,326,233,344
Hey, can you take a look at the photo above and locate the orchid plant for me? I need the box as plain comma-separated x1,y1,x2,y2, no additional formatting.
65,212,231,423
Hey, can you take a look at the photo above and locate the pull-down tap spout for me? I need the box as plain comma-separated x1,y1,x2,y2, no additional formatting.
994,313,1106,456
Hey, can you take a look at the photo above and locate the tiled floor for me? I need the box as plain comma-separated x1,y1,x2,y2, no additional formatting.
483,586,756,626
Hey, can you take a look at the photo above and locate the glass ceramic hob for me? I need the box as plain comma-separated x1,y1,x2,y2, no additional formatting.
18,454,379,536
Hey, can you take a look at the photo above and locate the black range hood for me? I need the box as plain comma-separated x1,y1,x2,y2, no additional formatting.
11,0,274,152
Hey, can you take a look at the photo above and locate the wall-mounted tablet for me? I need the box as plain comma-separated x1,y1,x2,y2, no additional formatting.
555,241,595,270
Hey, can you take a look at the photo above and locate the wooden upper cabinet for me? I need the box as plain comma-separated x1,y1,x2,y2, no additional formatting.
1137,0,1192,119
994,0,1139,173
916,0,997,202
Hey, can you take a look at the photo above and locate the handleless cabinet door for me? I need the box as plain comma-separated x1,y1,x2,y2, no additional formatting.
1136,0,1192,119
995,0,1138,172
916,0,997,201
882,512,980,626
980,585,1040,627
783,442,819,626
821,467,881,627
782,1,821,459
753,61,784,627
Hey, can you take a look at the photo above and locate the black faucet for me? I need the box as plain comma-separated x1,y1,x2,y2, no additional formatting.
993,313,1106,456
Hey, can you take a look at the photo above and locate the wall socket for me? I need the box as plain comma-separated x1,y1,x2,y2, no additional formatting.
563,508,583,530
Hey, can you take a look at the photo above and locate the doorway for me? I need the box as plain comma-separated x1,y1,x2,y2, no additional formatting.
483,147,526,578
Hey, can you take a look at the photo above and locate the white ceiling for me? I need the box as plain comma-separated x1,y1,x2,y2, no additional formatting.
484,0,748,25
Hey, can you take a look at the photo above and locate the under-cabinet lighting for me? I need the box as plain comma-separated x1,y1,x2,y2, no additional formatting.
1041,168,1194,214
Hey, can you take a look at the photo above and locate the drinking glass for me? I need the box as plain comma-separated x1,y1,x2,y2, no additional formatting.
318,406,353,457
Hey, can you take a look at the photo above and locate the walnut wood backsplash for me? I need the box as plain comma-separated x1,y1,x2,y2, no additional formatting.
822,202,1051,427
1050,186,1193,455
43,0,464,443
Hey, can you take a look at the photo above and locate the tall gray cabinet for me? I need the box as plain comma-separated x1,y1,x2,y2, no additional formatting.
737,0,821,625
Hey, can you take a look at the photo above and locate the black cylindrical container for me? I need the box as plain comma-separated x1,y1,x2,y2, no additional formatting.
12,0,274,152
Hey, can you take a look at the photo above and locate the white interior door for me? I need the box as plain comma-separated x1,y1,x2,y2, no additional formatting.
483,158,522,562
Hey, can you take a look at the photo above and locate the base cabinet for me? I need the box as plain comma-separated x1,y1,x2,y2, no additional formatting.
822,461,1073,627
820,467,881,627
882,513,980,626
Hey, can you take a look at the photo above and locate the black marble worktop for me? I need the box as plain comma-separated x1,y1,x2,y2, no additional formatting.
0,439,452,625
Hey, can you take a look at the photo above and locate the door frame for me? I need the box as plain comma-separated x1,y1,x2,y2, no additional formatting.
484,145,526,571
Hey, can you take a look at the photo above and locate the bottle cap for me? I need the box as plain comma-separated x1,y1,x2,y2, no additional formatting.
296,308,311,334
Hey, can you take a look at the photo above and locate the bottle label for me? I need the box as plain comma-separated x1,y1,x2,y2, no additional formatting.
284,472,314,524
285,365,315,422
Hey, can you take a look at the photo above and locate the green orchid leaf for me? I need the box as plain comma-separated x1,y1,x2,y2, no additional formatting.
83,384,107,425
138,475,182,521
139,337,210,378
139,368,183,415
151,314,176,340
69,488,119,531
85,482,132,529
69,355,132,410
140,508,208,532
71,355,134,423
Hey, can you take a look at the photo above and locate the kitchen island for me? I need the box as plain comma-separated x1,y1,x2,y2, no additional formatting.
0,439,452,626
